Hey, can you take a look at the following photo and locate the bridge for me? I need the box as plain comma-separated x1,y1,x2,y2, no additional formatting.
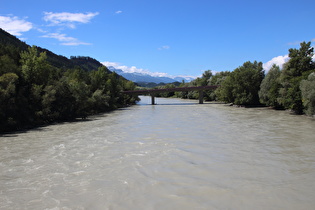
123,85,218,105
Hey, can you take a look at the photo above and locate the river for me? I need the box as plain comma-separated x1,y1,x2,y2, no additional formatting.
1,96,315,210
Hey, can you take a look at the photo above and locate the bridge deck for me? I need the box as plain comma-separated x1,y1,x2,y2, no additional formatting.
122,85,218,95
123,85,218,104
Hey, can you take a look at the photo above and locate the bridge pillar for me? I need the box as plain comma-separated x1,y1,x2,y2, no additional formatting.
151,94,155,105
199,90,204,104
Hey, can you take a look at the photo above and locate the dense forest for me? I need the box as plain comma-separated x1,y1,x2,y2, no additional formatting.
0,28,139,132
154,42,315,116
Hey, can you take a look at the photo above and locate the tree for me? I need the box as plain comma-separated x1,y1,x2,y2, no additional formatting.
278,41,315,114
0,73,19,130
68,78,91,118
104,72,123,109
217,61,264,105
158,83,176,97
0,55,19,75
47,78,76,120
300,72,315,116
209,71,231,101
216,74,235,103
259,64,282,108
90,89,110,112
201,70,213,86
200,70,213,100
20,46,51,85
90,66,109,92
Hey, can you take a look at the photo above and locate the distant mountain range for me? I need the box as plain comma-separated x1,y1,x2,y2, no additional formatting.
107,66,195,84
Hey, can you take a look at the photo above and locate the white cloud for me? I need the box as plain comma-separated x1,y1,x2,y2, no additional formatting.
102,61,197,80
263,55,290,71
42,33,91,46
115,11,122,14
43,12,99,28
158,45,170,50
0,15,33,36
102,61,118,67
264,43,315,72
102,61,169,77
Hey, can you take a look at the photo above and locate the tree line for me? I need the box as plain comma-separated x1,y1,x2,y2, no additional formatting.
0,29,138,132
155,42,315,116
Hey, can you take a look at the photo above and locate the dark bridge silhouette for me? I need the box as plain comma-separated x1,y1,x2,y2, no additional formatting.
123,85,218,105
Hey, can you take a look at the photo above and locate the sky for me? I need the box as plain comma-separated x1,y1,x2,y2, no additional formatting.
0,0,315,78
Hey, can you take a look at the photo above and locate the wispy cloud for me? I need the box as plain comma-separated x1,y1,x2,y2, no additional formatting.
41,33,91,46
0,15,33,36
40,12,98,45
158,45,170,50
288,39,315,46
287,41,302,46
115,11,123,14
43,12,99,28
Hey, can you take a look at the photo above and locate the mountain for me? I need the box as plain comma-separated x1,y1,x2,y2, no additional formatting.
1,28,194,85
107,66,195,85
173,76,196,82
0,28,110,73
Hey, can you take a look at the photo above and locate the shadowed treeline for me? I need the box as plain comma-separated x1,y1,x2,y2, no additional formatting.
0,29,139,132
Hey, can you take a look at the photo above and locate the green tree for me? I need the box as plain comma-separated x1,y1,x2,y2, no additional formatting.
259,64,282,108
174,80,189,98
89,66,111,112
217,61,264,105
0,55,19,75
20,46,51,85
278,41,315,114
300,72,315,116
207,71,231,101
30,84,45,122
103,72,122,109
90,89,111,112
90,66,109,92
200,70,213,100
68,78,91,118
200,70,213,86
210,71,231,86
0,73,19,130
159,83,176,97
216,75,234,103
48,78,76,120
41,85,59,122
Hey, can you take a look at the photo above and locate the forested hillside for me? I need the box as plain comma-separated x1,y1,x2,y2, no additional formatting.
0,28,139,132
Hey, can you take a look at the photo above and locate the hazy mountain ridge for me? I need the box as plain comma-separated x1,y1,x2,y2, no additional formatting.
107,66,195,84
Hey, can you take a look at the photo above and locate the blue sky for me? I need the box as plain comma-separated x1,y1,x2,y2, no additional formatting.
1,0,314,78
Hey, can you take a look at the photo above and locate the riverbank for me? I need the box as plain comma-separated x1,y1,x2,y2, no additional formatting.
0,103,137,134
